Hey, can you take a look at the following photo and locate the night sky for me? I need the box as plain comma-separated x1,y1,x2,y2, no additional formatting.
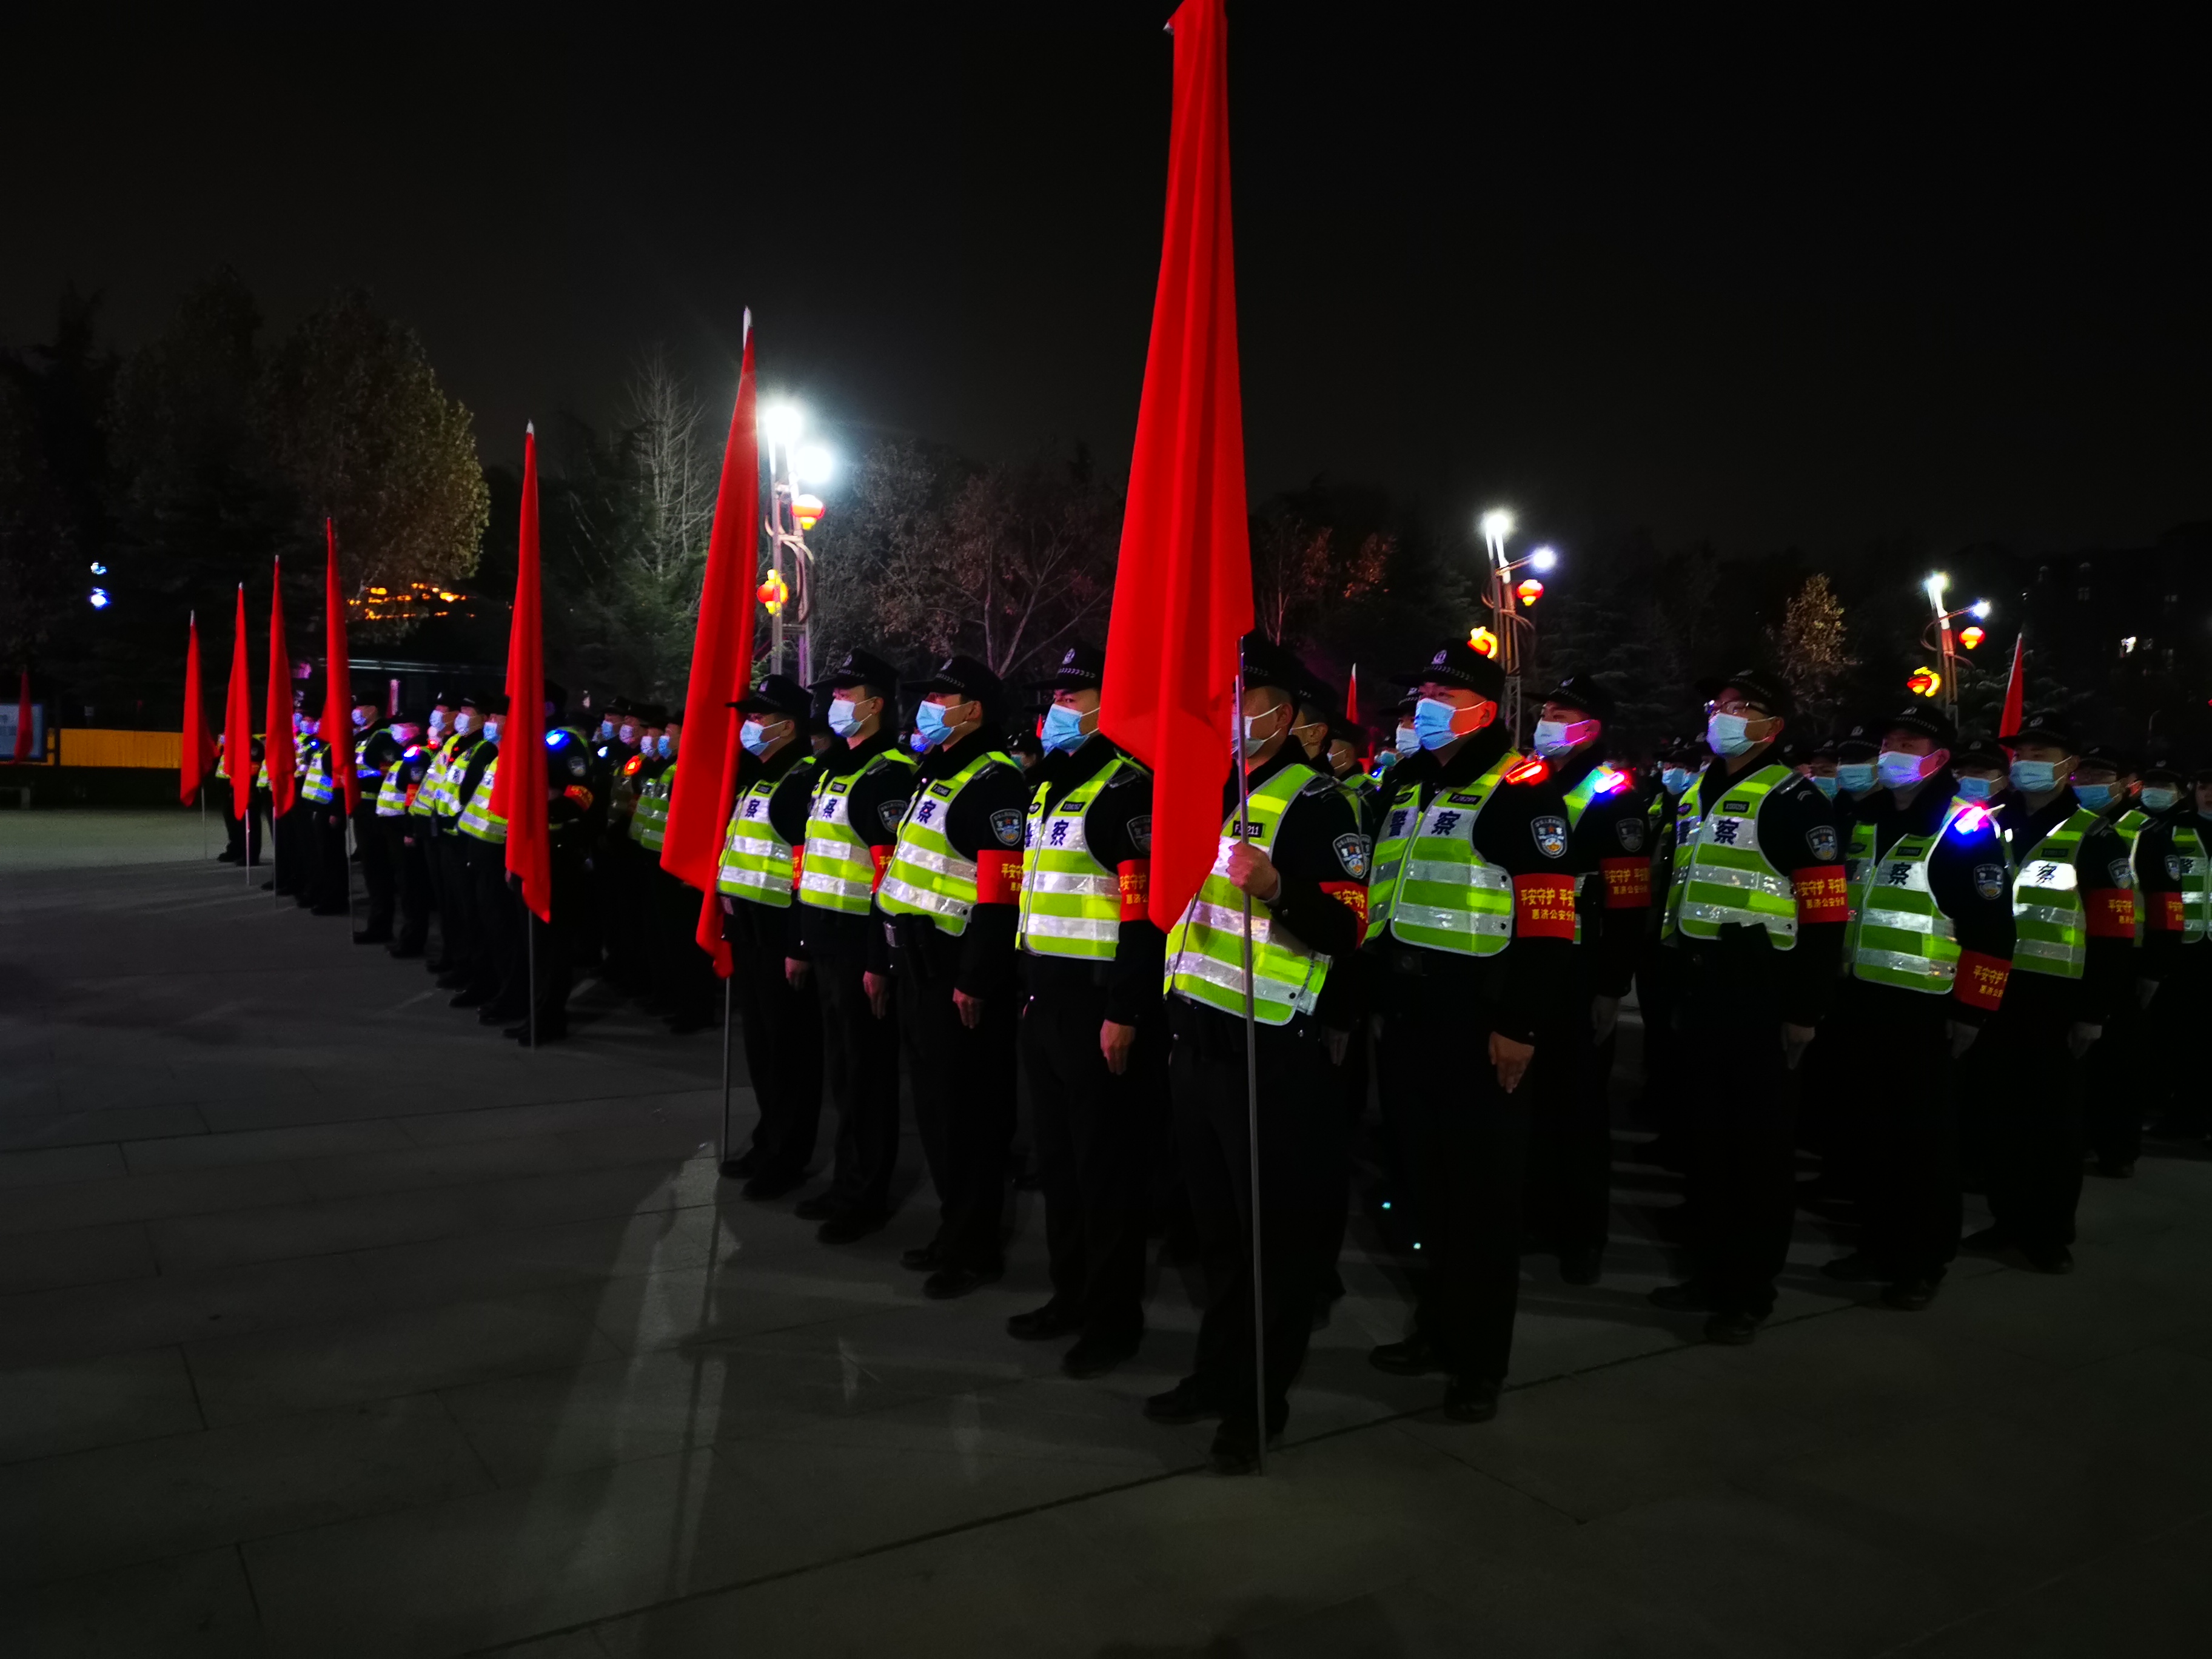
5,12,2204,559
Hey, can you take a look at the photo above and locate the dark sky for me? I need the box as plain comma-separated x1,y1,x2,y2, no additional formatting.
5,11,2204,560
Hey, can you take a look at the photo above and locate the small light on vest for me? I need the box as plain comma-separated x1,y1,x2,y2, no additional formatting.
1504,757,1550,785
1955,805,1989,834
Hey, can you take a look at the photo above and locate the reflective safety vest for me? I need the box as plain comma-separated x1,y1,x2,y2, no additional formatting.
457,754,508,843
1664,764,1801,949
631,762,674,851
1563,762,1632,947
2010,808,2100,979
1017,756,1144,960
1165,763,1333,1024
2112,808,2151,947
717,754,820,908
1840,820,1880,957
2168,823,2208,944
377,746,421,817
879,748,1019,937
1366,751,1520,955
300,740,335,805
1851,800,2005,994
799,749,919,915
412,736,455,819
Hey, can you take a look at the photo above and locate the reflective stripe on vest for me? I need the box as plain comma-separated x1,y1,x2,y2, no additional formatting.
376,748,421,817
717,754,820,908
1850,799,2005,994
1164,763,1332,1024
879,749,1017,937
410,745,447,818
631,763,673,851
2113,809,2151,947
2010,809,2099,979
1017,756,1141,959
300,743,335,805
799,750,919,915
1563,763,1631,947
1840,820,1879,958
1664,765,1800,949
457,754,508,843
2170,825,2208,944
1366,752,1519,956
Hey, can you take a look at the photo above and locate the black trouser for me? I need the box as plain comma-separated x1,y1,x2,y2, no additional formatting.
2085,993,2148,1168
1848,988,1961,1281
421,823,451,965
1378,977,1530,1384
1370,995,1427,1250
466,838,525,1010
272,802,307,894
354,803,395,934
221,799,266,864
389,817,431,953
652,864,717,1024
1023,974,1164,1339
434,833,475,973
1678,956,1800,1320
817,954,902,1219
725,903,823,1176
1172,1004,1349,1435
1983,1004,2085,1254
523,845,585,1027
1524,1001,1610,1265
2141,968,2206,1133
902,954,1019,1272
599,837,646,992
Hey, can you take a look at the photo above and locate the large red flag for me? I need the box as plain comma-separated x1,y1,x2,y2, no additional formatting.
263,558,297,816
319,520,358,812
12,669,31,763
1099,0,1254,931
2000,632,2026,740
180,614,213,803
493,426,551,922
662,319,761,925
224,584,254,822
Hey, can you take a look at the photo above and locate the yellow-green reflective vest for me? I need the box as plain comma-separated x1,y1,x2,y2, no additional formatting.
1562,762,1631,947
412,735,455,819
1664,764,1801,950
375,748,417,817
2112,808,2151,947
717,754,820,908
1017,756,1142,960
300,741,335,805
1164,763,1332,1025
879,748,1018,937
799,749,919,915
457,754,508,843
1840,820,1879,959
631,762,673,851
2167,824,2208,944
1365,751,1520,955
2010,808,2100,979
1851,800,2006,994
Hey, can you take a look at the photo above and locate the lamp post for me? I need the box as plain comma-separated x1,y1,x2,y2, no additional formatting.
1476,508,1556,743
760,405,835,683
1919,572,1991,714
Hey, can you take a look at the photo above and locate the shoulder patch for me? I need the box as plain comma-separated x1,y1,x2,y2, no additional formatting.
990,807,1024,846
2166,852,2185,880
2107,858,2133,889
1298,774,1336,798
1127,813,1153,854
1974,863,2006,902
877,800,907,834
1807,825,1840,863
1105,764,1147,788
1531,816,1569,859
1615,817,1646,854
1333,833,1372,879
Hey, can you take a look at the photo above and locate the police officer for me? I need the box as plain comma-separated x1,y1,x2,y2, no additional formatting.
1835,720,1880,808
602,703,663,997
714,674,826,1192
876,655,1029,1298
2140,763,2211,1139
2079,745,2152,1177
1820,705,2014,1309
1007,642,1165,1373
376,710,432,956
793,651,918,1244
643,709,720,1034
428,695,487,984
1359,640,1583,1421
290,706,332,907
1144,635,1369,1471
350,693,401,943
1952,736,2009,806
271,705,312,898
511,685,593,1044
405,694,458,959
1967,709,2136,1273
451,695,521,1019
1521,672,1647,1285
1651,670,1849,1343
1635,737,1706,1170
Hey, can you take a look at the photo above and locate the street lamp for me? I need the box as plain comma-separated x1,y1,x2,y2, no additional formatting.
1920,573,1991,713
1475,508,1556,742
760,403,835,682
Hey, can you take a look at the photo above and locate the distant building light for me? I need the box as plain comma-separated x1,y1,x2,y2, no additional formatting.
2120,636,2137,655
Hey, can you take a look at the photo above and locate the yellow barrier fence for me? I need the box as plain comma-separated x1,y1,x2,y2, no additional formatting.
57,729,184,770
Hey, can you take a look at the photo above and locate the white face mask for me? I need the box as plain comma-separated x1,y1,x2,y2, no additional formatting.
1532,717,1595,757
483,719,503,743
617,722,637,745
828,697,867,738
452,712,475,736
1241,705,1284,759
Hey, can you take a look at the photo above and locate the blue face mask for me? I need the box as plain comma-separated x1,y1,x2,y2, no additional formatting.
597,719,614,740
2009,758,2059,793
656,734,674,760
482,719,502,744
1706,711,1759,756
1837,763,1877,796
2140,786,2179,813
1956,774,1997,802
1039,703,1087,754
915,702,955,748
452,712,475,736
352,709,373,729
1661,766,1695,797
1413,697,1462,752
1877,750,1929,790
1811,774,1839,799
1394,723,1420,756
2073,782,2113,810
429,711,448,736
1532,718,1591,757
828,697,866,738
739,720,771,757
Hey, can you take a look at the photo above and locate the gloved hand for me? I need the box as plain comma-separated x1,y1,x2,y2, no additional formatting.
1591,996,1621,1044
2136,978,2160,1011
2066,1022,2103,1060
1945,1019,1979,1060
1781,1022,1815,1071
1323,1027,1350,1067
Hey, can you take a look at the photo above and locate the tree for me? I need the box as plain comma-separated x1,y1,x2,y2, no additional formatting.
802,436,970,674
1250,509,1391,648
258,290,488,637
1768,571,1857,728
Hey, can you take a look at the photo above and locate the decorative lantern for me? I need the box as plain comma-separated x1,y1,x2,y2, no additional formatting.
1959,625,1985,650
1515,578,1544,607
1907,666,1942,699
794,494,826,533
1468,626,1498,658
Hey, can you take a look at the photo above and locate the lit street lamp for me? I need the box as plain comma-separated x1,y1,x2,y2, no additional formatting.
1474,509,1556,742
1916,572,1992,712
760,403,835,683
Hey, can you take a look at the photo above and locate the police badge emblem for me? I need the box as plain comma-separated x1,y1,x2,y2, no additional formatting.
1616,818,1645,853
1808,826,1840,862
1531,816,1569,859
991,808,1025,846
2167,853,2185,880
2108,859,2133,888
1333,833,1371,879
1974,863,2006,902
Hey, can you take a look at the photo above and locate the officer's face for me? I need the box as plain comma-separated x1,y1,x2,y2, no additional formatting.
1327,738,1357,777
1418,682,1496,736
1803,758,1837,778
1292,703,1330,760
1709,689,1780,742
1239,686,1292,742
1958,766,2004,784
2197,780,2212,813
2072,765,2117,789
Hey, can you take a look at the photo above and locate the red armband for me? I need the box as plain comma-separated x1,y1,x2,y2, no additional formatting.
975,848,1020,904
1953,948,2011,1013
1118,858,1151,921
789,846,805,892
1794,865,1849,925
2154,890,2185,933
1513,873,1577,939
1318,880,1369,945
870,843,893,891
563,784,594,809
2085,889,2134,938
1600,856,1651,909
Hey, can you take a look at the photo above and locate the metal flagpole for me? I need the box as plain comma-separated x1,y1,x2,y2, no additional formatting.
1234,669,1266,1475
719,974,734,1165
527,909,538,1048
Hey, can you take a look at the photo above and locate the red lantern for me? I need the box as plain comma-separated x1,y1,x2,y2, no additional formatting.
1468,626,1498,658
1959,625,1985,650
756,572,789,616
1516,578,1544,607
1907,666,1942,699
794,493,826,533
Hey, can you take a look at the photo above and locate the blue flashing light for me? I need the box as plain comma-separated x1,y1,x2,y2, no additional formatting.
88,588,111,609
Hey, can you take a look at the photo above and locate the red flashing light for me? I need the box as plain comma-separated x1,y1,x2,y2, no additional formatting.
1504,757,1550,785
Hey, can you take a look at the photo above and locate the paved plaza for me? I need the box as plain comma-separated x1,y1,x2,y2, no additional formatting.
2,809,2208,1657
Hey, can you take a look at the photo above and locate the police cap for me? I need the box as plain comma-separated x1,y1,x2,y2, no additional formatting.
731,673,813,725
1954,735,2008,771
1881,705,1957,748
2074,743,2133,775
1393,638,1506,700
1030,642,1105,693
905,654,1007,711
1705,668,1794,722
2138,759,2186,786
633,702,669,726
822,649,900,697
1535,671,1616,725
1238,634,1304,698
2001,707,2077,749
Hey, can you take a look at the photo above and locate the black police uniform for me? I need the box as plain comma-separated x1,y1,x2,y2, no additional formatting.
353,722,403,941
386,737,435,956
2133,783,2207,1137
515,719,594,1040
450,731,520,1010
1632,754,1696,1161
1017,719,1167,1355
428,724,484,977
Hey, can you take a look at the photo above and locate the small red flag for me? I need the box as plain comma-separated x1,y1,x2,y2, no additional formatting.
224,585,254,822
1345,663,1359,726
1099,0,1255,931
181,614,213,802
12,669,31,763
263,558,297,817
493,426,552,922
2000,632,2026,743
320,520,358,813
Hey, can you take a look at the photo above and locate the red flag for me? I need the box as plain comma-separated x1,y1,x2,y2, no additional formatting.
263,558,297,817
1345,663,1359,726
180,615,213,802
1099,0,1254,931
2000,632,2026,742
662,318,761,977
12,669,30,763
224,585,254,822
319,520,358,813
493,426,551,922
